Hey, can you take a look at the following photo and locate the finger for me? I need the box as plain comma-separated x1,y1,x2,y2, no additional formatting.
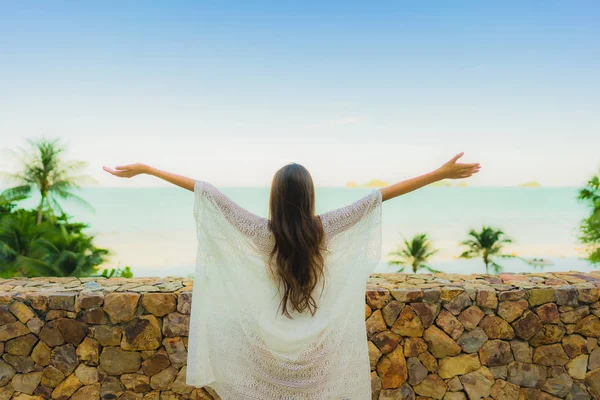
458,166,478,173
459,162,480,168
449,152,464,163
115,165,130,170
103,166,128,177
465,166,480,173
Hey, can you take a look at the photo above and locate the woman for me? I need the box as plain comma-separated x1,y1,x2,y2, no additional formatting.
103,153,480,400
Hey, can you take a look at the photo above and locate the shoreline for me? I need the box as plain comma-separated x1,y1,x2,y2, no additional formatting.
95,232,592,277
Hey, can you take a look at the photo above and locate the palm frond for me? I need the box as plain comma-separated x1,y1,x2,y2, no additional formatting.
386,259,405,267
67,174,97,186
48,196,65,217
459,249,476,259
490,261,504,274
422,249,439,259
460,239,482,249
0,241,18,260
49,190,94,212
13,256,62,277
423,265,441,274
0,171,31,183
0,186,31,203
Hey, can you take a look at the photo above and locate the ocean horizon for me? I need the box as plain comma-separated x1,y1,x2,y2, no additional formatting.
7,185,594,277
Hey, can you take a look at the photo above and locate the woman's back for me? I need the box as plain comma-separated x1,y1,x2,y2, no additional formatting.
186,180,382,399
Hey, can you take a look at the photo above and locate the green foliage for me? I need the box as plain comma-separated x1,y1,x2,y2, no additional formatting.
119,266,134,278
0,138,109,278
0,206,110,278
1,137,94,225
387,233,440,273
578,174,600,264
0,192,27,213
99,266,133,278
459,226,514,274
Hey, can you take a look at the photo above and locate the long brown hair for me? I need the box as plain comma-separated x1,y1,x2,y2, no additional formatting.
268,163,326,318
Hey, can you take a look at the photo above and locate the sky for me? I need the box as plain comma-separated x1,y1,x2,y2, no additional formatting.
1,1,599,188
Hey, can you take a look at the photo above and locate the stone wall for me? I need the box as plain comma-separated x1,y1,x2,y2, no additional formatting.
366,272,600,400
0,277,205,400
1,273,600,399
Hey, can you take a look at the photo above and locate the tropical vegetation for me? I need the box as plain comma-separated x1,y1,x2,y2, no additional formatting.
459,226,515,274
0,138,121,278
1,138,93,225
387,233,440,273
578,173,600,264
0,207,109,277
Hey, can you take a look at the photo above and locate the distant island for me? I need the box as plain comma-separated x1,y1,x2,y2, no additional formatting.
346,179,388,188
519,181,542,188
346,179,471,188
430,180,452,188
430,180,468,188
346,179,469,188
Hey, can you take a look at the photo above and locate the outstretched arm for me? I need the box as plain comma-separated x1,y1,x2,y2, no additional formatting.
102,164,195,191
380,152,481,202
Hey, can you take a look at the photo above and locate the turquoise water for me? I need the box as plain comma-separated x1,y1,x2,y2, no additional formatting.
13,186,594,277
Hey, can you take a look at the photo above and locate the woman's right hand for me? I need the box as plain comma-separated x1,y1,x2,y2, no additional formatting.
436,153,481,179
102,163,150,178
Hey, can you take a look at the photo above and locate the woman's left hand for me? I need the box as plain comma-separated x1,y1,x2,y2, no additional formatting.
102,163,149,178
436,153,481,179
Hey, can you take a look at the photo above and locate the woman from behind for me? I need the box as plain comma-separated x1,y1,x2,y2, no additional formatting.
103,152,480,399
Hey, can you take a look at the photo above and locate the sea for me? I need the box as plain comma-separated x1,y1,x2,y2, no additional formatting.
11,186,595,277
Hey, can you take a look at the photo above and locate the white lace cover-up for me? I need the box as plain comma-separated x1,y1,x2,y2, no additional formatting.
186,180,382,400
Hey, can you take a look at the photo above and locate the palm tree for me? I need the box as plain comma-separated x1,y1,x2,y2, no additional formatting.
387,233,440,273
459,226,514,274
1,138,94,225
